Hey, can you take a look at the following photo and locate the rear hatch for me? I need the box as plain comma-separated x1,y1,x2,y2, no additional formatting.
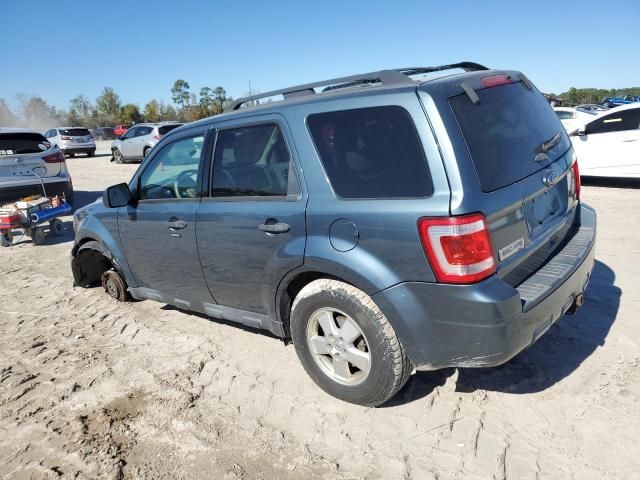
60,128,93,144
0,132,61,180
435,73,580,288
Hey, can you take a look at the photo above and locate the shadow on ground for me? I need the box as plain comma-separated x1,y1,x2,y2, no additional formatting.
388,260,620,405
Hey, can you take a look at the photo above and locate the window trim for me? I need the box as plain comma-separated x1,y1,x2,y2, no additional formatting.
305,105,434,201
133,130,208,204
205,119,302,202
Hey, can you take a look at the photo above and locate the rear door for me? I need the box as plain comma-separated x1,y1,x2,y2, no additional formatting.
196,115,306,315
425,74,579,287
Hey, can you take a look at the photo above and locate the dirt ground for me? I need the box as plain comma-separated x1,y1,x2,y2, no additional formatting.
1,141,639,479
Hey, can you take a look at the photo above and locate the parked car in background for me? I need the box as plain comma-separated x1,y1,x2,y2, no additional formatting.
601,95,640,108
72,63,595,406
113,125,129,137
110,122,183,163
575,104,609,114
44,127,96,157
553,107,595,132
570,103,640,178
94,127,117,140
0,128,73,204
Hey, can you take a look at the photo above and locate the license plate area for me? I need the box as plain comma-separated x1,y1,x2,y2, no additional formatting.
524,180,568,238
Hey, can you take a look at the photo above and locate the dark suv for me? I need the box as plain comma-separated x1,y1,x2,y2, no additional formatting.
71,62,596,406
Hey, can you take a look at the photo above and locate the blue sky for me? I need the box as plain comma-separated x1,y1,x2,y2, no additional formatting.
1,0,638,111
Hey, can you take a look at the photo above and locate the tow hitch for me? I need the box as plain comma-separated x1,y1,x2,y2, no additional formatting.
567,293,585,315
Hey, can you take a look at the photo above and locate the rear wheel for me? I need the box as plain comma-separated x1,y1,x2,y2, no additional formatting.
1,231,12,247
32,227,46,245
67,153,75,158
143,147,151,158
50,219,64,236
113,149,124,164
87,150,95,157
291,279,412,407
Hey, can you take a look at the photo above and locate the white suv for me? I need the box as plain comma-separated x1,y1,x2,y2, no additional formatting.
0,128,73,204
44,127,96,157
110,122,183,163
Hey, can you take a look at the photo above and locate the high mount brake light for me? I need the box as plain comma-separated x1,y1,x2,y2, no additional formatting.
418,213,496,284
481,74,512,88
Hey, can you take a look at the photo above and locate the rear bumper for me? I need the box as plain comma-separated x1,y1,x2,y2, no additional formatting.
61,145,96,154
0,179,74,204
373,203,597,369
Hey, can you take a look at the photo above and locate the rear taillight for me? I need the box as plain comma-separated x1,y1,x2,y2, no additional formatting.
60,136,72,140
418,213,496,284
43,151,65,163
571,156,581,200
481,74,512,88
153,135,162,141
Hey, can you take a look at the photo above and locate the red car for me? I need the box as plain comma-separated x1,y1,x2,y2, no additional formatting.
113,125,129,137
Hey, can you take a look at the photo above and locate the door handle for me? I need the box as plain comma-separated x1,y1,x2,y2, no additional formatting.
258,220,290,234
168,219,188,230
622,139,637,142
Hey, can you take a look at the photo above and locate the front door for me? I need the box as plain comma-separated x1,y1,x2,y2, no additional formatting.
196,118,306,315
575,107,640,177
118,130,213,301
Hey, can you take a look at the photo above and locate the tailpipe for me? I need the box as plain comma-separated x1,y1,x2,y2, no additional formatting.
567,293,584,315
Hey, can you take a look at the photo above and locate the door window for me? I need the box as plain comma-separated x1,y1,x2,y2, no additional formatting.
586,109,640,134
122,127,139,139
211,124,294,197
138,135,204,200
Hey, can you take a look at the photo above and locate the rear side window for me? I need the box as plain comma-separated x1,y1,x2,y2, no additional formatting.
59,128,90,136
586,109,640,134
307,106,433,199
0,133,50,155
158,124,182,135
450,82,571,192
555,110,574,120
211,124,293,197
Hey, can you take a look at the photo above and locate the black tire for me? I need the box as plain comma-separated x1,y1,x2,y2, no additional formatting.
87,150,95,157
1,230,12,247
50,219,64,236
32,227,46,245
102,269,129,302
113,149,124,164
67,153,75,158
290,279,412,407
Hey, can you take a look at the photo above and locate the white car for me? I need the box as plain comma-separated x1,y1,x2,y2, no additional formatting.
0,128,74,204
44,127,96,157
570,103,640,178
553,107,596,132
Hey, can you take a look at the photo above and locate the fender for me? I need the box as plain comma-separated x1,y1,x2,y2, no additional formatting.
72,210,138,288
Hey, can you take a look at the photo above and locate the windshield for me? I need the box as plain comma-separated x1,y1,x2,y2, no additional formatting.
0,132,51,155
59,128,91,136
450,82,571,192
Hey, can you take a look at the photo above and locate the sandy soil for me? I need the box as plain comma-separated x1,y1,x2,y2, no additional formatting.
1,146,639,479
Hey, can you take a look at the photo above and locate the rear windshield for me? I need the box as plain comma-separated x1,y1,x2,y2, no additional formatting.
307,106,433,199
59,128,91,136
158,124,182,135
449,82,571,192
0,133,50,155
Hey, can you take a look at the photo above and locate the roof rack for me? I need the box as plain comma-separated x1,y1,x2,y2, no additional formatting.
226,61,489,111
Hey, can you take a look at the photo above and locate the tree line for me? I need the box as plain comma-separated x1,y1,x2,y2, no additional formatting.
554,86,640,106
0,79,233,130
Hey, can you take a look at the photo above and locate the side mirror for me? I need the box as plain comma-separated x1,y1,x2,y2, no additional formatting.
103,183,132,208
578,126,586,136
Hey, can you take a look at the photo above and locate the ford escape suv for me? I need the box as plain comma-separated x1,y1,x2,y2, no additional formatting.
71,62,596,407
